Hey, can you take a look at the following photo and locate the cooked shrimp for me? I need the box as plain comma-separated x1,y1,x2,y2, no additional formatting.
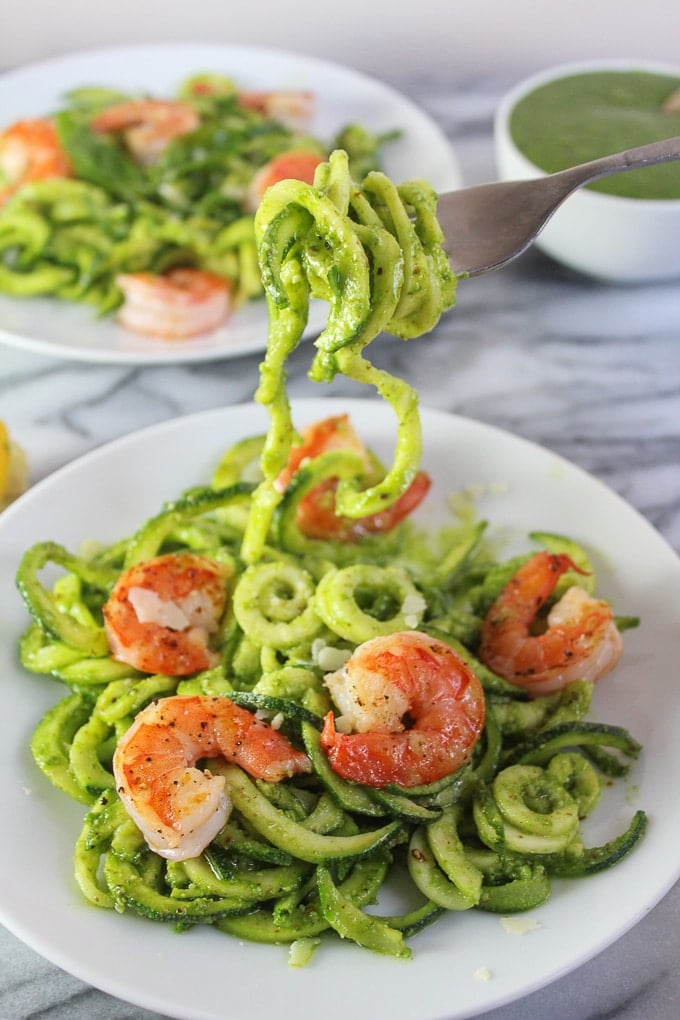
478,551,623,696
245,148,325,211
276,415,372,490
113,694,311,860
276,414,431,541
90,99,200,165
115,268,231,339
0,118,71,205
238,90,314,131
103,552,228,676
320,631,485,788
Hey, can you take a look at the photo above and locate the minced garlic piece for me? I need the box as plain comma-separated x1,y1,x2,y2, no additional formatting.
500,916,543,936
473,966,493,981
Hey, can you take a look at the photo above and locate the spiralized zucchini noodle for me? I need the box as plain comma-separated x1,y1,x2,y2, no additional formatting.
14,148,646,964
243,148,456,562
0,73,394,320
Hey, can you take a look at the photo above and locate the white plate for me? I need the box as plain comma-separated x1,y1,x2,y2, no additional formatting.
0,44,461,365
1,398,678,1020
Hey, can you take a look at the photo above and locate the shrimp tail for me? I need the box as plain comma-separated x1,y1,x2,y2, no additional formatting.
321,711,402,787
218,706,312,782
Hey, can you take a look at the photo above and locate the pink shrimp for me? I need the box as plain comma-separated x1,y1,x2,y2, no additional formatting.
237,90,315,131
478,551,623,696
320,631,485,788
245,148,325,211
115,268,231,339
0,118,71,205
275,414,431,541
113,694,311,860
103,552,228,676
90,99,200,165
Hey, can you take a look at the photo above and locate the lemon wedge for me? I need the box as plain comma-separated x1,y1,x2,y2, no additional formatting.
0,420,29,509
0,421,10,496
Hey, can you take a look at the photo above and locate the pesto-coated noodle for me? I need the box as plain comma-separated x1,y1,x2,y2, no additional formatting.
242,149,456,562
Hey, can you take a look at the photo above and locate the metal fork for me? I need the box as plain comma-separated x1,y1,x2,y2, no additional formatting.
437,135,680,277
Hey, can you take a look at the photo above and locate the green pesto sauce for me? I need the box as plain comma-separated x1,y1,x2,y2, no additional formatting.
509,71,680,199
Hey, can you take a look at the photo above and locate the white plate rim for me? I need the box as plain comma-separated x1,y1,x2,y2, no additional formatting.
0,43,461,366
0,397,678,1020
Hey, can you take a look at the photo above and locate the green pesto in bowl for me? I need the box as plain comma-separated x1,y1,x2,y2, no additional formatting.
509,70,680,199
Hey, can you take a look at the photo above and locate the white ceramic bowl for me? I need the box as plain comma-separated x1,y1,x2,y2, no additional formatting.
494,60,680,283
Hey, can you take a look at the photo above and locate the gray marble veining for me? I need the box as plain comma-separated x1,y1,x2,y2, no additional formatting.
0,69,678,1020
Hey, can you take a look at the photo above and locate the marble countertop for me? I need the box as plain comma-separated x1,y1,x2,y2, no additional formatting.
1,69,679,1020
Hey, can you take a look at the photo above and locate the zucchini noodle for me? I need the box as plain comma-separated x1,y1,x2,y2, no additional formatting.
242,149,456,562
233,562,323,649
15,436,646,963
314,563,426,642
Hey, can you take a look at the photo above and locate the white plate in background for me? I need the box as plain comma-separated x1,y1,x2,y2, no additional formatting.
0,44,461,365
